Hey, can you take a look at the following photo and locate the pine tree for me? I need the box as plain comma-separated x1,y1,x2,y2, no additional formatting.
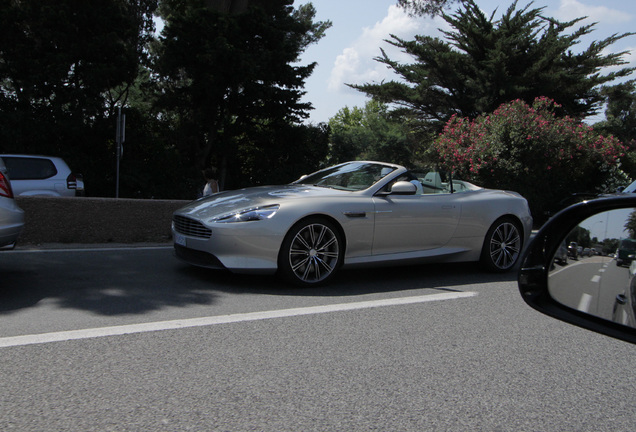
353,0,634,133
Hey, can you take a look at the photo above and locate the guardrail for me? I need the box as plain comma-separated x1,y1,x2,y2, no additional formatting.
15,197,189,245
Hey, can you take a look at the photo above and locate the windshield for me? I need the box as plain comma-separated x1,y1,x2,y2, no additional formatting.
620,239,636,251
623,180,636,193
294,162,398,191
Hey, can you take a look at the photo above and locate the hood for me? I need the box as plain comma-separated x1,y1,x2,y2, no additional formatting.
176,184,350,221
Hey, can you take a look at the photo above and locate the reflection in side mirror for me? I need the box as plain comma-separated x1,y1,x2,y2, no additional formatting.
518,196,636,344
548,208,636,328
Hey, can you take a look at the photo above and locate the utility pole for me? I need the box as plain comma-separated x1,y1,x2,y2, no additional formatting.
115,106,126,198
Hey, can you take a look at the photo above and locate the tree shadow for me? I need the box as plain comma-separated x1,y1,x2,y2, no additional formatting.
0,248,219,315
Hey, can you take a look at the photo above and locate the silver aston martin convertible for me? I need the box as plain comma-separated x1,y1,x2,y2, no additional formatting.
172,161,533,285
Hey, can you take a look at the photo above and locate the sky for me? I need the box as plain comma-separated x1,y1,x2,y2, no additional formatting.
294,0,636,125
580,207,632,241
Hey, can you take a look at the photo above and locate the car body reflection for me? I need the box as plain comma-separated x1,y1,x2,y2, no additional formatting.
612,261,636,327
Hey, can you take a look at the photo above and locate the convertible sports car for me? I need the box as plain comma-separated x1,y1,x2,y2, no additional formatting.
172,161,533,285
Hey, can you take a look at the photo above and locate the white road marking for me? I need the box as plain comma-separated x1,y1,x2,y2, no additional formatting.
6,245,172,254
577,293,593,312
0,292,476,348
591,275,601,283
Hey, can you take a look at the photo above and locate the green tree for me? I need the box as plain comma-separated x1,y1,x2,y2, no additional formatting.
601,238,620,255
0,0,158,196
237,122,330,187
153,0,331,190
431,97,627,224
594,81,636,180
327,100,417,166
353,0,634,135
396,0,461,17
625,210,636,239
567,226,591,249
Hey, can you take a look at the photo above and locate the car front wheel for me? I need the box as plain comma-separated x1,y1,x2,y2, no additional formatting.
481,217,523,272
278,218,343,286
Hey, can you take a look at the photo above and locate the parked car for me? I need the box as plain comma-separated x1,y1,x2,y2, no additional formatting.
0,154,84,197
616,238,636,267
567,241,579,259
173,161,533,286
0,158,25,249
554,241,568,265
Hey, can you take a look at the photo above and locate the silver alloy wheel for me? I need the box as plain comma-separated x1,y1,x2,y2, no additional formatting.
288,222,340,283
486,220,522,271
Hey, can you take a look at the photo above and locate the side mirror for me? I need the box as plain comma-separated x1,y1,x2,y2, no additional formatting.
390,181,417,195
518,195,636,344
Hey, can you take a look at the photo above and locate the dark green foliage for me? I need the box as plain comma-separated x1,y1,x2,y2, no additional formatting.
0,0,330,197
397,0,461,17
352,0,635,134
0,0,158,196
153,0,331,190
594,81,636,180
237,122,330,187
327,100,418,167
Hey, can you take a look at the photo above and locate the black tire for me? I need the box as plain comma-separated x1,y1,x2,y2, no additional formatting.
278,218,343,286
481,217,523,272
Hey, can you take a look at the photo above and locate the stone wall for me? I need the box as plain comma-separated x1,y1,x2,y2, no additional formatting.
15,197,189,245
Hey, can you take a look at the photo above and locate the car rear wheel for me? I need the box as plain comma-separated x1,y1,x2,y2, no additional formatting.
481,217,522,272
278,218,343,286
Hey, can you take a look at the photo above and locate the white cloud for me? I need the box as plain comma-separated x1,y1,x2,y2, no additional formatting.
327,5,438,93
552,0,632,23
550,0,635,72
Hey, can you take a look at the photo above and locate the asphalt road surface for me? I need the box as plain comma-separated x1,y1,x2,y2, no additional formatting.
1,245,635,431
550,255,632,322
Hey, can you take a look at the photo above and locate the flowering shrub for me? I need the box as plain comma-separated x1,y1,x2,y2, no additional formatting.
431,97,628,223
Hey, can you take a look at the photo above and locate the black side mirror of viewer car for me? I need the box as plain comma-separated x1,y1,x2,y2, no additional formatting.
518,195,636,344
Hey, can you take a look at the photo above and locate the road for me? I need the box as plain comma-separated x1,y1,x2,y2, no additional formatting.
1,246,635,431
550,255,635,325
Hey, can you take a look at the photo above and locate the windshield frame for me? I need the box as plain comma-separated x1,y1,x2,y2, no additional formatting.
293,161,400,192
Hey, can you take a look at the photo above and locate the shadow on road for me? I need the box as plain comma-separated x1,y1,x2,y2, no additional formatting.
0,247,518,316
0,248,218,315
182,259,519,296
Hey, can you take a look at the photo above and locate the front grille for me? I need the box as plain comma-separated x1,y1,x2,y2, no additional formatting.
173,215,212,239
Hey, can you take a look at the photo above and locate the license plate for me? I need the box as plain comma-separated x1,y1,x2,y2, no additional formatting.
174,232,187,246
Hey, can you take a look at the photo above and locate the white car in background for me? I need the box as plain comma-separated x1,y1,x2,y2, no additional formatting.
0,154,84,197
0,158,24,249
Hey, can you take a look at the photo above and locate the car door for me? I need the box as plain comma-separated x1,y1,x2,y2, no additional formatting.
371,184,462,256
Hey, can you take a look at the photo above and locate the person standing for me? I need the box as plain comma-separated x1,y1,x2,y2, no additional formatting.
202,167,220,196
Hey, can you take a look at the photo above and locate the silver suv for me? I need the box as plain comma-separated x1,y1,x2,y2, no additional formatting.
0,158,24,249
0,154,84,197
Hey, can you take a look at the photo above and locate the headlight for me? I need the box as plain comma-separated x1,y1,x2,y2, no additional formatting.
214,204,280,223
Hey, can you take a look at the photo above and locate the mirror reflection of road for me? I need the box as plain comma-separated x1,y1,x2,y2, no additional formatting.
549,255,633,324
